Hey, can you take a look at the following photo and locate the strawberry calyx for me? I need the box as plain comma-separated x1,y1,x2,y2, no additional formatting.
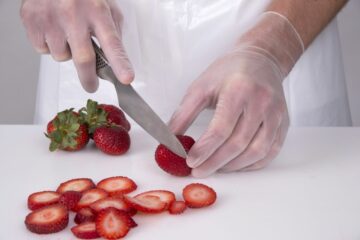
45,109,86,152
79,99,109,134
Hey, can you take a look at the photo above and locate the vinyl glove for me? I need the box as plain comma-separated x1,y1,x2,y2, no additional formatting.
20,0,134,92
169,12,304,178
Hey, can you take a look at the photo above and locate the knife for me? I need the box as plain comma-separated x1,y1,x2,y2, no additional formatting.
91,39,187,158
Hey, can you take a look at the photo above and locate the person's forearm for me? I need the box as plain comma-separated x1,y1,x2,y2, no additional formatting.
267,0,348,48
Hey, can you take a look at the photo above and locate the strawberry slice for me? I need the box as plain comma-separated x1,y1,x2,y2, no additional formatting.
90,197,134,214
97,176,137,196
56,178,95,194
58,191,82,211
123,195,167,213
25,204,69,234
27,191,60,210
169,201,187,215
96,208,132,239
71,222,100,239
74,207,96,224
182,183,217,208
75,188,108,211
135,190,175,209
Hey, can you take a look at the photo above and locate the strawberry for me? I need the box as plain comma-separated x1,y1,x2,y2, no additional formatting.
74,207,96,224
75,188,109,211
58,191,82,211
71,222,100,239
45,109,89,151
169,201,187,215
123,195,167,214
97,176,137,196
135,190,175,209
96,208,132,239
79,99,131,135
27,191,60,211
99,104,131,132
93,126,131,155
56,178,95,194
25,204,69,234
90,197,134,214
182,183,217,208
155,135,195,176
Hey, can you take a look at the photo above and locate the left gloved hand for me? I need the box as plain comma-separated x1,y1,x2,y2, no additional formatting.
168,12,304,177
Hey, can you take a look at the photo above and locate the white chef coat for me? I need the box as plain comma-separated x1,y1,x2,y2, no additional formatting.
34,0,352,127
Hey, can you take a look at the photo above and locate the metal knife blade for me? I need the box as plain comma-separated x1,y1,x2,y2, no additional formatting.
92,40,187,158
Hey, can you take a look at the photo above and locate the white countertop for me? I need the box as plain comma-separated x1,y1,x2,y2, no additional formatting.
0,125,359,240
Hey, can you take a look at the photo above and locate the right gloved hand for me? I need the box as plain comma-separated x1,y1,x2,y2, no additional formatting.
20,0,134,92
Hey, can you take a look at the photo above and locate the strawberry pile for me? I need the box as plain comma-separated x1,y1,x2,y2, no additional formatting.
25,177,217,239
46,99,131,155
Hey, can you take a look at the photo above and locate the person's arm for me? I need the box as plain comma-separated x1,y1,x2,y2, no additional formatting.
268,0,347,48
168,0,348,177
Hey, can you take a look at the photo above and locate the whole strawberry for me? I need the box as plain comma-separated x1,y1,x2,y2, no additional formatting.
155,135,195,176
46,109,89,152
79,99,130,135
93,126,130,155
99,104,131,131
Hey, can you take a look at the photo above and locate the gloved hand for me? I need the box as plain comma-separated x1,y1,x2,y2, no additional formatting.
169,12,304,177
20,0,134,92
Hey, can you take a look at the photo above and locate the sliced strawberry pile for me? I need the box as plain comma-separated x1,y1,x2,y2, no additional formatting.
25,177,217,239
97,176,137,196
27,191,60,210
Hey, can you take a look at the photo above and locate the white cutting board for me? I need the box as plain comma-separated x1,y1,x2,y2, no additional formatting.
0,126,359,240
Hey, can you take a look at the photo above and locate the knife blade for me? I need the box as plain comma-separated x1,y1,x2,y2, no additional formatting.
92,40,187,159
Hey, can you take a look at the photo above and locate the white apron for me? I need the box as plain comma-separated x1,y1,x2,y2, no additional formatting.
34,0,352,126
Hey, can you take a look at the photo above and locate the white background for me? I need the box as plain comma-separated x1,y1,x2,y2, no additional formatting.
0,0,359,125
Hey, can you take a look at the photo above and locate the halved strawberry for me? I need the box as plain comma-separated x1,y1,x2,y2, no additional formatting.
56,178,95,194
123,195,167,214
96,208,131,239
74,207,96,224
182,183,217,208
169,201,187,215
27,191,60,211
135,190,175,209
25,204,69,234
90,197,134,214
75,188,109,211
97,176,137,196
58,191,82,211
71,222,100,239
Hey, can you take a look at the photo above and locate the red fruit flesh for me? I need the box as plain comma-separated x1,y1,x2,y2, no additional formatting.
169,201,187,215
71,222,100,239
56,178,95,194
93,126,131,155
155,135,195,176
97,176,137,196
58,191,82,211
25,204,69,234
90,197,134,214
135,190,175,209
96,208,131,239
123,195,167,214
74,207,96,224
99,104,131,131
182,183,217,208
75,188,109,211
27,191,60,211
